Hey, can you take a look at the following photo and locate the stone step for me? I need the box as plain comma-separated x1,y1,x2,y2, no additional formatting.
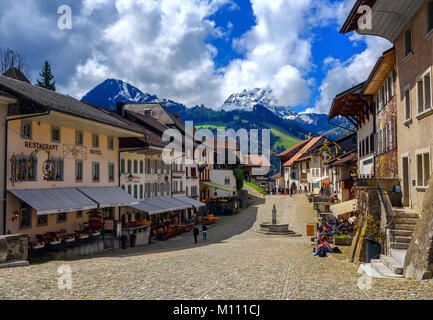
371,260,404,279
389,229,413,237
380,255,404,274
393,217,419,225
390,242,410,250
389,248,407,265
393,236,412,244
392,223,416,231
393,211,420,219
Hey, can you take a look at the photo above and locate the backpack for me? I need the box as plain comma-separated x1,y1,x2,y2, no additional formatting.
331,247,342,254
318,249,327,257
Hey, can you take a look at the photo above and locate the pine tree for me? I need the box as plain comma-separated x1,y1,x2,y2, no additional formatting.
37,61,56,91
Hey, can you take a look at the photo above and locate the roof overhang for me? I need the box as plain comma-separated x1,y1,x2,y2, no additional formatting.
0,91,17,104
341,0,424,42
11,110,143,138
363,48,396,95
328,82,371,123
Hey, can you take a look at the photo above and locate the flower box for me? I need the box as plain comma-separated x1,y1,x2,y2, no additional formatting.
64,238,75,243
32,244,45,249
79,235,89,239
50,240,61,245
91,231,100,237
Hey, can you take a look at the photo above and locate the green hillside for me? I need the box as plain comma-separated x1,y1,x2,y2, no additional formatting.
265,122,301,151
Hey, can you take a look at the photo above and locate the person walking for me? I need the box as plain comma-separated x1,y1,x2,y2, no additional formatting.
202,224,208,241
193,225,200,244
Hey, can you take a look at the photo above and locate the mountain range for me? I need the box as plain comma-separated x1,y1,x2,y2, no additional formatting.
81,79,354,173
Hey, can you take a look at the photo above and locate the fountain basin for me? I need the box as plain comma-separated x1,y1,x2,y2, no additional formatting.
260,222,290,233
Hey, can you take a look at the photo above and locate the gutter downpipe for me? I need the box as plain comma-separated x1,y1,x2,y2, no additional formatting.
3,110,50,235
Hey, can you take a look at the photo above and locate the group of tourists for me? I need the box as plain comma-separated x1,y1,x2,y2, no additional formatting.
271,187,303,196
318,217,354,239
313,217,355,257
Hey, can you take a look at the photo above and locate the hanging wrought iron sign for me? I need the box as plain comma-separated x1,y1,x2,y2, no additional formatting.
62,144,87,160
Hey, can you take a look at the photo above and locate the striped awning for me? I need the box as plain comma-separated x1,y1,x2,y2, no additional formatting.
77,187,138,208
174,195,206,208
10,188,97,215
130,201,168,215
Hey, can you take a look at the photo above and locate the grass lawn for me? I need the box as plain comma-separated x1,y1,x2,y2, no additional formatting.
194,123,227,130
244,181,268,195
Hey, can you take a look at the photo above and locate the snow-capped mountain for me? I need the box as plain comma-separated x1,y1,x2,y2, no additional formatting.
81,79,351,138
284,113,317,125
219,88,295,117
81,79,157,110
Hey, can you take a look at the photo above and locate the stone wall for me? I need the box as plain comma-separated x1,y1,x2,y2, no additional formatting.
404,176,433,280
349,185,382,263
29,239,107,262
0,234,28,263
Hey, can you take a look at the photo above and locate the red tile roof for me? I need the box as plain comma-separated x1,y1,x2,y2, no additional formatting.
283,136,323,167
277,139,309,157
271,173,281,179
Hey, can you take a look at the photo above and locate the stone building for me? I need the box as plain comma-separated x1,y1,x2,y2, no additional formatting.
0,74,141,242
329,82,375,178
340,0,433,279
364,48,398,180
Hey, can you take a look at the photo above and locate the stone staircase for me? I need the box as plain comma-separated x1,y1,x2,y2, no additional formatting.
369,208,419,279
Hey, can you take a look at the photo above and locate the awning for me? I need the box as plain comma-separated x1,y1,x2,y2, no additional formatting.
130,201,168,215
330,199,357,218
145,198,184,212
77,187,138,208
312,176,330,183
201,181,236,193
174,195,206,208
10,188,97,215
162,197,193,210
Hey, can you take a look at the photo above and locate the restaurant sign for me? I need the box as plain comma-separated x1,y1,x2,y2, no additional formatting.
25,141,59,151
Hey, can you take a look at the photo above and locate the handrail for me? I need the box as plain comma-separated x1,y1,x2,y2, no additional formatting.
367,177,395,240
250,177,270,192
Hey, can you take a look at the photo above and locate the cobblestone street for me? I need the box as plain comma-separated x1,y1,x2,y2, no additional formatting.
1,188,432,300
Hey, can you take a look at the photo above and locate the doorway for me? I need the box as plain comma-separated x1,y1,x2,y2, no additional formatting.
402,155,410,207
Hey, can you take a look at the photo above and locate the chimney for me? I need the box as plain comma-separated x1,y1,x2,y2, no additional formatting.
116,102,125,117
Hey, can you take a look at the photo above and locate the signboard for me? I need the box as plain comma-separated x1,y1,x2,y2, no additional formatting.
24,141,59,151
90,149,102,156
306,224,315,237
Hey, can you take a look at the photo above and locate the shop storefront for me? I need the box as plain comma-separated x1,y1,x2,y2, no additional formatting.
130,197,196,241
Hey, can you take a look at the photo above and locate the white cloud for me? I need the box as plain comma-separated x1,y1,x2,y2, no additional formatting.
306,36,392,114
0,0,389,113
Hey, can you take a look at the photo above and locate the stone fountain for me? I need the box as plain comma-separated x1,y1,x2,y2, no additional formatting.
259,204,300,236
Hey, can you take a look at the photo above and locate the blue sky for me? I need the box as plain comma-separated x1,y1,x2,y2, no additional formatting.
0,0,391,114
206,0,370,113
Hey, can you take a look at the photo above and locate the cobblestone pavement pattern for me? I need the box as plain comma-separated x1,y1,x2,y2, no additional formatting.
1,186,432,300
